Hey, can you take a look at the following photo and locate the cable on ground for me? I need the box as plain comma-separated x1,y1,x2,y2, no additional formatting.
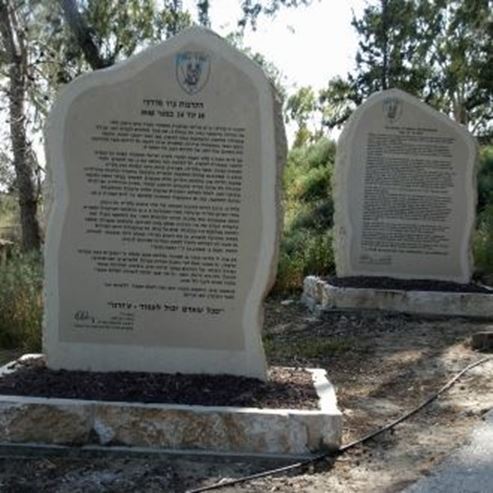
186,356,492,493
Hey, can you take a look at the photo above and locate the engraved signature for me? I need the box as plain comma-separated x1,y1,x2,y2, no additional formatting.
74,310,95,323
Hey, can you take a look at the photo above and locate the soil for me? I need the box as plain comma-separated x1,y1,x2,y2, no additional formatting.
0,361,318,410
0,298,492,493
326,275,493,294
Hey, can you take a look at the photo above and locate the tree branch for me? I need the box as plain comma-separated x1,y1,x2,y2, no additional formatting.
59,0,110,70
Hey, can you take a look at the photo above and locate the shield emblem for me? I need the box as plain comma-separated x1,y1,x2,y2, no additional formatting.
383,97,403,123
176,52,211,95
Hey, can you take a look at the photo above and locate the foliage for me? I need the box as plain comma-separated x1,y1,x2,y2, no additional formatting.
0,149,15,192
433,0,492,134
350,0,434,98
238,0,311,29
321,0,493,136
225,31,287,100
196,0,211,27
0,0,43,251
285,86,321,147
474,204,493,280
274,137,336,292
42,0,191,88
478,145,493,214
319,76,357,130
0,193,19,242
0,251,42,351
475,145,493,279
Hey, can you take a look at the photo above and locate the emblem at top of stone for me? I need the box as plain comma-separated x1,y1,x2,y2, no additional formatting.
333,88,477,283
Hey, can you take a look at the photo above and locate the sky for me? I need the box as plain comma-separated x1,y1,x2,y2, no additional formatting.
186,0,366,93
23,0,368,167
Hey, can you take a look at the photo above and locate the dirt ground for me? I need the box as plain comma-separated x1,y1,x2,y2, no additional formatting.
0,298,492,493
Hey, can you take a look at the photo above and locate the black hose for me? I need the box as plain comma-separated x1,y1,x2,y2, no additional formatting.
186,356,492,493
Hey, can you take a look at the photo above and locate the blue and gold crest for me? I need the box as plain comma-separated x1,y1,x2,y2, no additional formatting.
176,52,210,95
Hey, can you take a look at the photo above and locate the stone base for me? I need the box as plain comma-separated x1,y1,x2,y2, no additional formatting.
0,355,341,458
303,276,493,319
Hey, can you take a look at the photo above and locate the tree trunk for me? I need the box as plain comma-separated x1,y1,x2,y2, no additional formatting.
0,0,41,252
60,0,109,69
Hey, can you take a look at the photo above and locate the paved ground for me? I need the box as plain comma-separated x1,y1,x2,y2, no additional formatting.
404,410,493,493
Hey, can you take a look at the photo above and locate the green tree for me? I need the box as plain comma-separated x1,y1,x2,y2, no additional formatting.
238,0,310,28
0,0,42,251
350,0,435,97
226,31,287,100
322,0,493,137
431,0,493,134
286,80,361,147
318,77,357,132
58,0,191,72
285,86,318,147
0,0,194,249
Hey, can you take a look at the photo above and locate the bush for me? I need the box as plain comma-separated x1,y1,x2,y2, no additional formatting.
478,146,493,214
275,230,335,293
0,252,43,351
475,146,493,281
274,137,336,293
474,204,493,281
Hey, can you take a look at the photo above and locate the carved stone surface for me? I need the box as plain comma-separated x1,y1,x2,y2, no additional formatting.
333,89,477,283
44,28,286,378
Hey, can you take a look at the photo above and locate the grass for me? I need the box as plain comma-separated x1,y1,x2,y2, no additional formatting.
0,193,20,243
0,251,43,352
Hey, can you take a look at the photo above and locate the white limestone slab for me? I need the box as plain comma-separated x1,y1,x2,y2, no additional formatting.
44,28,286,379
334,89,477,283
0,357,342,457
303,275,493,319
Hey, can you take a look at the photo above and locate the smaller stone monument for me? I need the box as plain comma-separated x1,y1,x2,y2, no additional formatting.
303,89,492,319
44,27,286,379
333,88,477,283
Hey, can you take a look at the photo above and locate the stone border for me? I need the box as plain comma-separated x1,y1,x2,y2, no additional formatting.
0,355,341,458
303,276,493,319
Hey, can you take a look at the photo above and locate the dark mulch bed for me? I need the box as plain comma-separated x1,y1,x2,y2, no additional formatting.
326,276,493,294
0,358,318,410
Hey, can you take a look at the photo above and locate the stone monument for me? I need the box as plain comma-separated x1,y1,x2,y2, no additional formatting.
44,27,285,379
333,88,477,283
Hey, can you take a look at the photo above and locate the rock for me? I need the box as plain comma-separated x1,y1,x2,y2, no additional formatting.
471,331,493,352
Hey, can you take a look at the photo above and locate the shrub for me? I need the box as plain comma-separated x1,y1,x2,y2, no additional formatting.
275,137,336,293
474,204,493,281
475,146,493,281
0,252,43,351
478,146,493,214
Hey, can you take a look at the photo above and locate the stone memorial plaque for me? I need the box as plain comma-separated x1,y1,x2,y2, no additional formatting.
44,27,285,379
334,89,477,283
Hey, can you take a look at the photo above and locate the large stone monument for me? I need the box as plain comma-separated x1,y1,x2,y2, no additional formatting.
44,27,285,379
333,88,477,283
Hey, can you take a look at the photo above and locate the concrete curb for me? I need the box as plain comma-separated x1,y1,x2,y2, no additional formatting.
303,276,493,319
0,355,342,458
